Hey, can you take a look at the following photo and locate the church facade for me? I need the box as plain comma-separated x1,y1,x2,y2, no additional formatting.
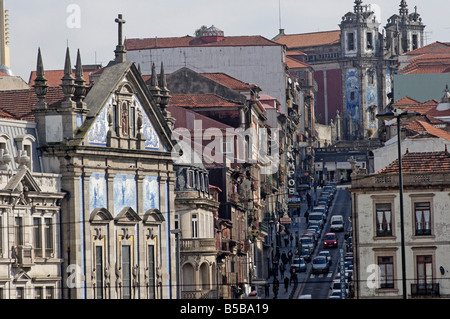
274,0,426,140
31,17,178,299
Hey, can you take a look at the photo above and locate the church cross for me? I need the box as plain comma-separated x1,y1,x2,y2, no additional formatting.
115,14,126,46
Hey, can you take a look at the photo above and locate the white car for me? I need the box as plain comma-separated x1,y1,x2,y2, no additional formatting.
318,250,332,266
330,215,344,232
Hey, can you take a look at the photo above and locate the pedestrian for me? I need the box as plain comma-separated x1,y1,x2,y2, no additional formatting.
289,233,293,247
305,210,309,223
264,282,270,297
293,273,298,285
280,263,284,279
284,276,289,292
288,250,293,264
272,278,279,299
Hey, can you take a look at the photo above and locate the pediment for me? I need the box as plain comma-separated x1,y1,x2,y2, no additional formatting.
79,61,173,151
14,271,32,282
143,208,165,225
89,207,114,223
115,206,141,224
4,167,41,193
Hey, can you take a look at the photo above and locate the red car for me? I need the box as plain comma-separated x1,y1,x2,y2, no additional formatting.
323,232,338,248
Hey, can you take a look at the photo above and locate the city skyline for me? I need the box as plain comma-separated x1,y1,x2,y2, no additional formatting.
3,0,449,80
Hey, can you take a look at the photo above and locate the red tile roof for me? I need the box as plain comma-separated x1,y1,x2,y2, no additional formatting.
200,73,257,92
377,150,450,174
406,120,450,140
400,42,450,75
168,93,243,109
28,69,92,87
393,96,421,106
167,105,231,131
0,87,65,121
0,72,11,77
274,30,341,49
125,35,280,51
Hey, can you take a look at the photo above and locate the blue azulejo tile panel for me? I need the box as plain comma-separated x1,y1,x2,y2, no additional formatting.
143,175,160,212
113,174,137,215
89,173,107,211
87,97,112,146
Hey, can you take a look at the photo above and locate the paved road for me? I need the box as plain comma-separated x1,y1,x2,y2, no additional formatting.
295,187,352,299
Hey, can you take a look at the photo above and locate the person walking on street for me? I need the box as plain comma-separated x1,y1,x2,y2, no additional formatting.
284,276,289,293
273,278,279,299
288,250,293,264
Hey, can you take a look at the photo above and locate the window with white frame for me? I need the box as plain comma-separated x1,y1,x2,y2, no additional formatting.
414,202,431,236
192,213,199,238
375,203,392,237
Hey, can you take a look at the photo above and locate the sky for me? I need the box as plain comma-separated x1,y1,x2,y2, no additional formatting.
4,0,449,81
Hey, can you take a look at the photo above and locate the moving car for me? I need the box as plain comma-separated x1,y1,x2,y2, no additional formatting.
299,236,315,251
318,250,332,266
330,279,349,297
308,212,324,228
330,215,344,232
291,257,307,272
323,232,338,248
300,245,312,262
312,256,329,274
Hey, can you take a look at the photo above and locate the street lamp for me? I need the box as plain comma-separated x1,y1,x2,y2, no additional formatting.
376,108,420,299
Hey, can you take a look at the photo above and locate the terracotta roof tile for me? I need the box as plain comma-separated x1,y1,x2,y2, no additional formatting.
274,30,341,49
393,96,421,106
406,120,450,140
125,35,280,51
28,69,92,87
377,150,450,174
169,93,243,109
0,87,65,121
200,73,257,92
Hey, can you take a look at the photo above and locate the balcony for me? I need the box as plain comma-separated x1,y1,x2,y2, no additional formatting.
180,238,216,253
411,283,440,298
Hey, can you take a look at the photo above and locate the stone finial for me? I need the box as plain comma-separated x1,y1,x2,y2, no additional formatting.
33,47,48,109
159,62,171,111
74,49,87,109
149,62,162,105
60,47,76,108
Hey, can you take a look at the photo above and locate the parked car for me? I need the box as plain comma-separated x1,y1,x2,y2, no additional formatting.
291,257,307,273
318,250,332,266
330,215,344,232
323,232,338,248
312,256,329,274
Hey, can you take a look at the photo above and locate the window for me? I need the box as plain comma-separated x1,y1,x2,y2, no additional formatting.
375,203,392,237
35,287,43,299
148,245,156,299
174,214,179,230
122,245,132,299
412,34,418,51
95,246,103,299
366,32,373,50
350,91,356,102
192,214,199,238
378,256,394,289
414,203,431,235
33,218,42,257
16,287,24,299
347,32,355,51
417,255,433,291
44,218,54,256
15,217,23,246
45,287,54,299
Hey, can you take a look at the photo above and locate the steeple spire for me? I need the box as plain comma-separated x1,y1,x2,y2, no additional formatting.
149,62,162,105
33,47,48,109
